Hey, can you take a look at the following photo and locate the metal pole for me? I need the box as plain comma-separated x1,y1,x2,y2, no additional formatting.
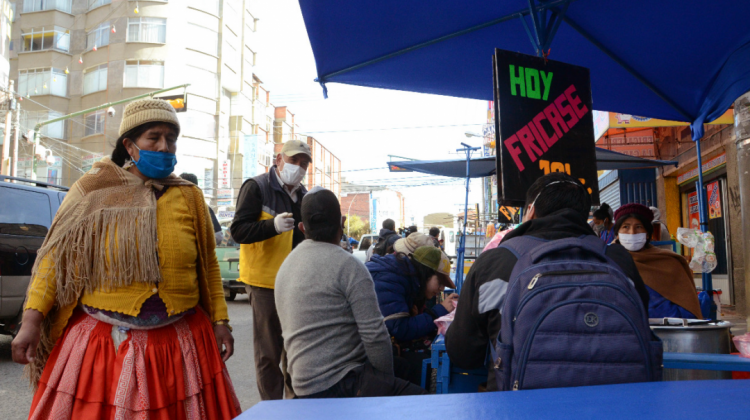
694,133,715,319
346,193,358,237
1,80,11,176
734,91,750,326
11,99,19,177
32,84,190,141
455,142,480,292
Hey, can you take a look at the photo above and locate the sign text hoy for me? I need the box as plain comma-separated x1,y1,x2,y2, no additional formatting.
494,49,599,206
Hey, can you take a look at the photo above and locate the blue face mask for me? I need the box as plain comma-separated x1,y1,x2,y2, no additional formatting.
131,143,177,179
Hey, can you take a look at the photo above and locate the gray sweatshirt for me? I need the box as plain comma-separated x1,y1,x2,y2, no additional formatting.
275,239,393,396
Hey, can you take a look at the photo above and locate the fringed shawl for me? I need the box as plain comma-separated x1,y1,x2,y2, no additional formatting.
26,157,204,387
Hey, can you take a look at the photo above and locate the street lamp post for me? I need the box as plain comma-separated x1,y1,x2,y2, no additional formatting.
346,193,359,237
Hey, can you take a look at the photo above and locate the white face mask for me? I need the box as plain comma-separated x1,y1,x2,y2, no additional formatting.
619,233,648,251
278,161,306,186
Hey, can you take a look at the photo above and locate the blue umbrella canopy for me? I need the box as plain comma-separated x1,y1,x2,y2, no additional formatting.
387,148,676,178
300,0,750,138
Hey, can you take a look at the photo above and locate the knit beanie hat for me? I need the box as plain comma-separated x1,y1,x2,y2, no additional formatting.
614,203,654,224
393,232,438,255
119,98,181,136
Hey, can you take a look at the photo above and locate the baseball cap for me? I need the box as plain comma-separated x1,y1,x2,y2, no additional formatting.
393,232,437,255
301,187,341,230
281,140,312,158
412,246,456,288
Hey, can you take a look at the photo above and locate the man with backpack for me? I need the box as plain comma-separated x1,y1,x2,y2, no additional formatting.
369,219,400,260
445,173,660,391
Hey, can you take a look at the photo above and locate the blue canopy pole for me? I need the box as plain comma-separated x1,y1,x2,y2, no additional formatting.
455,143,481,293
692,125,716,320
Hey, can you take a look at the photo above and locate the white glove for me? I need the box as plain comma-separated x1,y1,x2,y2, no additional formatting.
274,212,295,233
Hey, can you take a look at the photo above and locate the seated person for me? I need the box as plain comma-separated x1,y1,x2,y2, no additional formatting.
366,243,457,385
592,203,615,243
275,188,425,398
613,203,702,319
445,173,648,390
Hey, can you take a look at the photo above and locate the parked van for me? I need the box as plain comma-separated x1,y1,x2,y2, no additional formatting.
0,176,68,336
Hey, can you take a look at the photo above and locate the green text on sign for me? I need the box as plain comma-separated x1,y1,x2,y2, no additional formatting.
510,65,553,101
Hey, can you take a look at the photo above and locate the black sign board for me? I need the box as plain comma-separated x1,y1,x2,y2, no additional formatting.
155,94,187,112
493,49,599,206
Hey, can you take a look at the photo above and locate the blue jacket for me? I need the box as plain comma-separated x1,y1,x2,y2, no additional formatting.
647,285,698,319
365,254,449,342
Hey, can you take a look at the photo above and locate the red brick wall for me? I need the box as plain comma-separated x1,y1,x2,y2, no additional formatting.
340,193,370,220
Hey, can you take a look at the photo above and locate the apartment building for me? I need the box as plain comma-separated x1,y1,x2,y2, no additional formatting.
8,0,259,203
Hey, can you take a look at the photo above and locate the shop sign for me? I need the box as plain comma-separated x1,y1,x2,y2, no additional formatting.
493,49,599,205
217,199,233,207
219,159,231,189
677,153,726,185
81,153,104,172
217,189,232,199
607,109,733,128
707,181,722,219
497,206,518,224
688,191,700,230
218,211,235,219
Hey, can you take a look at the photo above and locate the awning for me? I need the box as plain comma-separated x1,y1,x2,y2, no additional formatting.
387,147,676,178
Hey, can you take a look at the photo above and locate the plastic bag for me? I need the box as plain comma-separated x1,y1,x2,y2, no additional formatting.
677,227,699,248
678,228,717,273
733,333,750,358
434,309,456,336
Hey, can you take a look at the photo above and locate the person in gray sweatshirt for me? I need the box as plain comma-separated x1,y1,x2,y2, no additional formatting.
275,187,426,398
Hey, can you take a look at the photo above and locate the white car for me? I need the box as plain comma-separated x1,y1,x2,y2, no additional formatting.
353,234,378,263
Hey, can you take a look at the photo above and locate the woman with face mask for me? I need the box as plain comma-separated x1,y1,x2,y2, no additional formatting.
613,203,702,319
592,203,615,243
12,99,240,419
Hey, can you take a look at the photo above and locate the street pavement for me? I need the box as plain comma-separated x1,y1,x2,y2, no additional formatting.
0,294,260,419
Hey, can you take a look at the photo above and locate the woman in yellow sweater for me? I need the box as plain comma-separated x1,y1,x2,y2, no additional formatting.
11,99,240,419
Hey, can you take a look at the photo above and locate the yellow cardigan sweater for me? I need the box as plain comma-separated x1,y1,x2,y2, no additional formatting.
26,186,229,322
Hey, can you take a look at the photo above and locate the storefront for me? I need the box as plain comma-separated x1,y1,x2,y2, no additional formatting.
677,153,733,305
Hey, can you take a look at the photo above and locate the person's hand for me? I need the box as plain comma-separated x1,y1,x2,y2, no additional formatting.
273,212,294,233
213,324,234,363
440,293,459,312
11,310,44,365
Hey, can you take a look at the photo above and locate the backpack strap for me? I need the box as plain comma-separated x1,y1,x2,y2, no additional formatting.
498,236,548,258
528,235,608,264
383,312,410,322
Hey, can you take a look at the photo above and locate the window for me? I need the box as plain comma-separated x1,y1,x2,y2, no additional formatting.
127,17,166,43
124,60,164,88
86,22,110,50
88,0,110,9
21,27,70,52
188,23,218,56
84,109,106,137
19,68,67,97
22,111,67,140
83,64,107,95
22,0,71,14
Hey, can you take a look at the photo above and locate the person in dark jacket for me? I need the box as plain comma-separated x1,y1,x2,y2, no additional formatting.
445,173,649,390
371,219,399,258
366,246,457,385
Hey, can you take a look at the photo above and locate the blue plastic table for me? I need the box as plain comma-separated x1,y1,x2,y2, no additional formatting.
237,380,750,420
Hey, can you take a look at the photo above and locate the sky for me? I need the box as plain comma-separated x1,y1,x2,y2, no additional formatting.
253,0,487,225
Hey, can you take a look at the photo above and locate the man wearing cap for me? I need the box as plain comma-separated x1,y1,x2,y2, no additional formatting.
275,188,426,398
231,139,312,400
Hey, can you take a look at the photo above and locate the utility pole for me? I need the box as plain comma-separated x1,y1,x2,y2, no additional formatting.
11,91,19,177
734,91,750,325
1,80,11,175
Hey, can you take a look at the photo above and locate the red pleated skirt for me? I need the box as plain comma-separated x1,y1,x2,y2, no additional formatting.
28,308,241,420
